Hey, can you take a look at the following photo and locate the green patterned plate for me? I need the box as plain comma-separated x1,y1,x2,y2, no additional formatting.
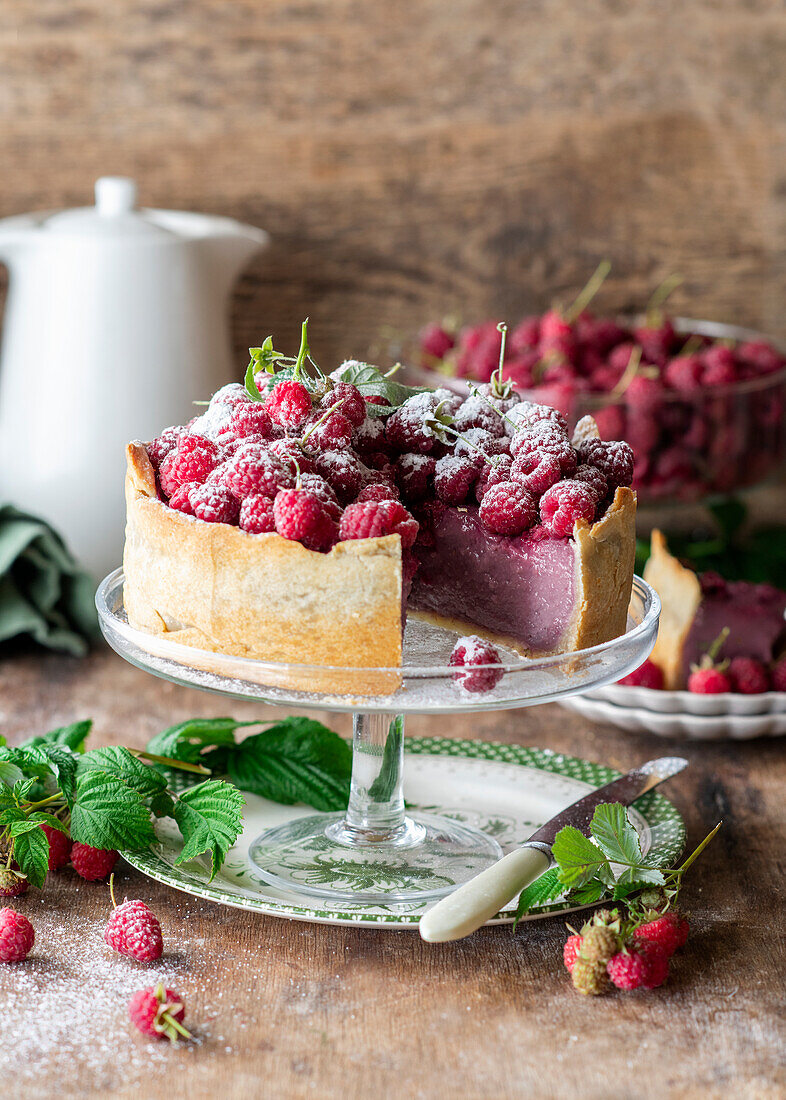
121,738,686,928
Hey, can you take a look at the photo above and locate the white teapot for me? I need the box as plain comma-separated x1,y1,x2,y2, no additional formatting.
0,177,267,580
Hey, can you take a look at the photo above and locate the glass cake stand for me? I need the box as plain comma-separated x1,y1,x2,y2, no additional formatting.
96,568,660,905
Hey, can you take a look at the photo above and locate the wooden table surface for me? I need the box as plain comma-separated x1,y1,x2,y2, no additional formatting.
1,647,784,1100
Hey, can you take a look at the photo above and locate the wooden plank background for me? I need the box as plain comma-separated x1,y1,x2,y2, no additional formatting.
0,0,784,375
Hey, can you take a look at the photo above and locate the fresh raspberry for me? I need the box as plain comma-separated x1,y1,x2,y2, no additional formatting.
571,957,609,996
539,480,596,536
210,382,249,408
737,339,784,376
339,500,419,549
0,908,34,963
265,379,313,428
479,481,537,536
364,394,390,407
453,428,510,464
510,429,577,477
539,309,577,360
394,453,436,502
510,316,541,352
273,488,334,552
577,438,634,489
433,456,478,505
420,322,455,361
239,493,276,534
634,319,675,364
452,396,506,438
473,381,522,414
221,444,293,500
771,657,786,693
306,410,353,451
146,427,180,470
189,485,239,525
449,635,503,693
632,913,685,959
506,401,568,436
504,353,539,390
70,844,118,881
129,984,190,1042
228,401,275,441
592,404,626,443
265,439,314,476
606,945,651,991
385,393,444,454
728,656,770,694
299,473,342,520
356,482,399,503
700,345,737,386
619,659,664,689
321,382,366,428
158,435,219,497
578,315,627,355
579,926,620,965
105,898,164,962
638,941,670,988
315,449,366,503
563,934,583,973
41,824,72,870
664,354,703,392
474,455,513,501
509,451,562,496
572,463,609,503
687,667,731,694
0,869,28,897
167,482,198,516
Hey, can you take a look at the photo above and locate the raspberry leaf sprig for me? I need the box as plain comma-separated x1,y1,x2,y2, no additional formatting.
515,802,720,925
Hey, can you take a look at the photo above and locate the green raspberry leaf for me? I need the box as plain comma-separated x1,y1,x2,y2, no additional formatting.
222,718,351,812
330,361,428,415
70,772,156,850
514,868,565,926
150,791,176,819
0,759,25,788
569,879,609,905
13,825,50,889
146,718,252,768
590,803,643,867
27,812,69,833
172,779,244,880
612,867,666,897
552,826,611,889
77,746,167,802
34,745,78,807
22,720,92,754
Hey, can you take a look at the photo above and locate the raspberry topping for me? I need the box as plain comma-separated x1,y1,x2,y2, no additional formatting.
339,500,419,548
578,438,634,489
167,482,198,515
478,481,537,536
273,488,335,552
572,462,609,503
506,401,568,435
299,473,342,520
267,438,317,476
158,435,219,497
474,455,513,501
510,428,577,477
433,456,478,505
228,401,275,441
356,482,399,503
452,396,506,438
265,379,313,428
239,493,276,534
221,444,293,499
146,427,180,470
449,635,503,693
509,450,562,496
385,393,445,454
322,382,366,428
394,453,436,502
189,484,239,525
306,410,354,451
315,449,366,503
539,480,596,536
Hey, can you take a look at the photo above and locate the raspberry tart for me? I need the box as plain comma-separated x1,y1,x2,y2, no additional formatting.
123,326,637,693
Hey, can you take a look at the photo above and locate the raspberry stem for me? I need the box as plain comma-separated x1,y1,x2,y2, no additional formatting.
645,273,683,326
292,318,310,381
109,873,118,910
564,260,611,322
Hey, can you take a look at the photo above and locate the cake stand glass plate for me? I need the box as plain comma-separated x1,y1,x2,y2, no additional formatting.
97,569,660,905
118,738,685,929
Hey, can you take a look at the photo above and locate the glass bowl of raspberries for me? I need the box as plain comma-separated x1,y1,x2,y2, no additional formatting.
413,314,786,504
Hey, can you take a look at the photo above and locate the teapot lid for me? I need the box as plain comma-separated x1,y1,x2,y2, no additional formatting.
41,178,176,238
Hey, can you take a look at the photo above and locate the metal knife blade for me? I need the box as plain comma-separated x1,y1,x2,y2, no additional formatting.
418,755,688,943
525,755,689,853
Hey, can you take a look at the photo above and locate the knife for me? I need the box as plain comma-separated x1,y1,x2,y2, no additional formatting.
419,756,688,943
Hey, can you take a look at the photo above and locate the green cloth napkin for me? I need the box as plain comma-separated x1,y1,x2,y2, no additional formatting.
0,504,98,656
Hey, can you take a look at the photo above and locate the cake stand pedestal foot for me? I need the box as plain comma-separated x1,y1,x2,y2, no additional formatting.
248,712,503,904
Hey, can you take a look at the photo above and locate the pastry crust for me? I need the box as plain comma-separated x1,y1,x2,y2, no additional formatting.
123,444,403,695
643,529,702,689
570,487,637,652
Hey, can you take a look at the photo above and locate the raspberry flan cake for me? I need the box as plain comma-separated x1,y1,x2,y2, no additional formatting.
123,328,636,693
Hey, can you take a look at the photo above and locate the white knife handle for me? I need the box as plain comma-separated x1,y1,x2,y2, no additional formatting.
419,846,551,943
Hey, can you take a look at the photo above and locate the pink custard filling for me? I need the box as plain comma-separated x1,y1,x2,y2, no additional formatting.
681,582,786,677
409,507,577,652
